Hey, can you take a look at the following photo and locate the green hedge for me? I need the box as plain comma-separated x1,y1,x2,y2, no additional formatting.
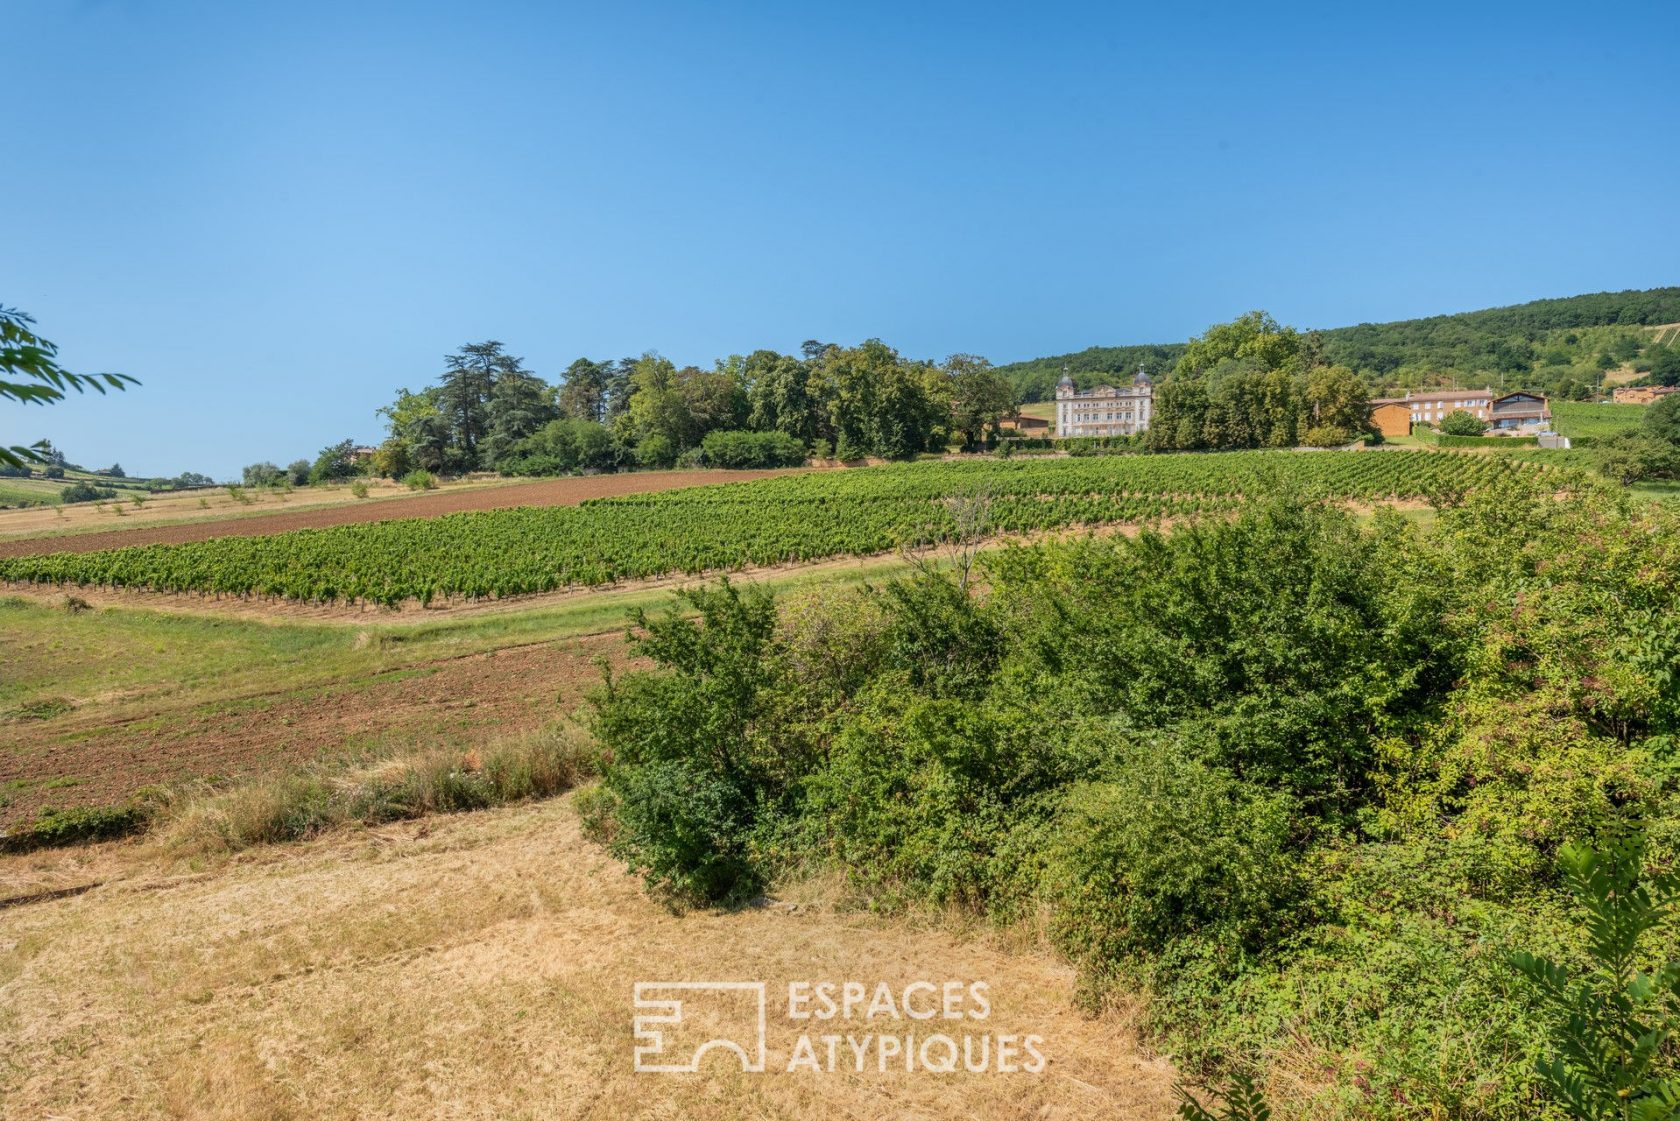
1418,432,1538,448
998,434,1146,454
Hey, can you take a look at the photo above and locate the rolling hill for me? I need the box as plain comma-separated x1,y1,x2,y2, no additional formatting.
998,286,1680,401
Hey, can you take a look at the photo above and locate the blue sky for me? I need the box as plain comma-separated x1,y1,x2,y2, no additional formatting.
7,0,1678,478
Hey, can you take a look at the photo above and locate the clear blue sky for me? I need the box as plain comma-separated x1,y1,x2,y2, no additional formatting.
8,0,1678,478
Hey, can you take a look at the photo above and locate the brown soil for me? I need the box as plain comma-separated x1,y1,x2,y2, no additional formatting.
0,632,636,828
0,469,803,558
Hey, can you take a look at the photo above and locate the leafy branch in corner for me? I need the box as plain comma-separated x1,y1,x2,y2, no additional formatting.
1176,1070,1272,1121
1511,829,1680,1121
2,305,136,468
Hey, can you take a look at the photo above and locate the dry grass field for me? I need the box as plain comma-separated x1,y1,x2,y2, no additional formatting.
0,795,1177,1120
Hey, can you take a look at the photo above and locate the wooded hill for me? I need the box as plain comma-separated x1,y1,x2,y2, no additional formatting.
999,286,1680,401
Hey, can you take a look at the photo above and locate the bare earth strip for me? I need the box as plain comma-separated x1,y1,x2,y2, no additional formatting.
0,468,804,558
0,797,1178,1120
0,633,634,828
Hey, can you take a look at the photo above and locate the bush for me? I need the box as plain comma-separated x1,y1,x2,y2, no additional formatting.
1440,409,1488,436
589,580,797,905
1035,758,1304,965
699,429,808,469
0,803,151,853
59,482,115,504
349,480,369,499
285,459,312,487
1512,829,1680,1120
242,461,283,487
402,469,437,491
634,434,677,470
1301,424,1354,447
498,419,618,476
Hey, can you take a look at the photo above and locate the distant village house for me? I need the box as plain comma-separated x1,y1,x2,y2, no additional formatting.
1612,385,1679,405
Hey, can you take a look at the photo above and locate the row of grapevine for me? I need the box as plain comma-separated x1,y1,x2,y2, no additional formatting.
0,451,1562,606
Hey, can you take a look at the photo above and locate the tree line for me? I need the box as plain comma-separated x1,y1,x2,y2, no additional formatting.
1146,312,1373,450
251,340,1020,485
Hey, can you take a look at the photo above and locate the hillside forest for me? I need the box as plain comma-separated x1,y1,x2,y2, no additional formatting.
999,286,1680,404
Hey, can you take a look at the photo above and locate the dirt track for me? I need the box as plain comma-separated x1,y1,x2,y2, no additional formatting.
0,469,800,558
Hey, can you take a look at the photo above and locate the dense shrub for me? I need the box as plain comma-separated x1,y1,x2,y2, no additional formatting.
590,581,808,905
1035,758,1304,964
499,418,619,476
0,803,151,852
1440,408,1488,435
59,481,116,504
635,433,677,470
587,477,1680,1118
1301,423,1354,446
698,429,808,469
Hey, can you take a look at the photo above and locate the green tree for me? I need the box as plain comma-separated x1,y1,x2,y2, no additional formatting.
1304,363,1372,435
242,461,282,487
308,439,359,484
2,306,135,468
945,353,1014,450
622,354,746,453
1597,433,1680,486
1176,311,1302,379
482,370,558,468
436,341,533,470
557,358,610,422
1645,394,1680,444
744,350,818,445
377,387,450,472
1650,349,1680,389
369,437,412,479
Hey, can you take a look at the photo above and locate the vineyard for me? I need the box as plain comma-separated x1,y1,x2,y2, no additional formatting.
0,452,1558,606
1550,400,1645,441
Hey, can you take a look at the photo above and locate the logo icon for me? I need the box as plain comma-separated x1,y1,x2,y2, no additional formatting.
632,981,768,1073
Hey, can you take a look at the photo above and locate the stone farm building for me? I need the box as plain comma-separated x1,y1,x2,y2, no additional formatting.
1370,389,1497,427
1370,401,1413,439
1612,385,1679,405
1368,389,1552,435
1055,368,1154,437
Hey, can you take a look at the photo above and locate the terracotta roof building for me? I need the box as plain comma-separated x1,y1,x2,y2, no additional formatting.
1612,385,1680,405
1372,389,1497,426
